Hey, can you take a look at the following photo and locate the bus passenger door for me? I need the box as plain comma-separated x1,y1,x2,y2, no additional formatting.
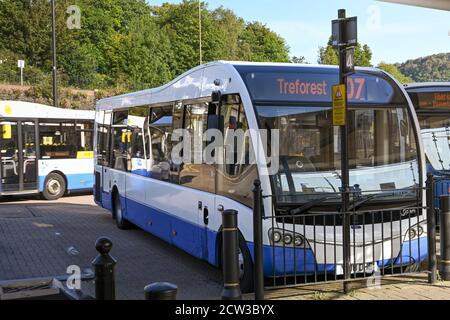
0,120,38,194
21,121,38,191
0,121,20,192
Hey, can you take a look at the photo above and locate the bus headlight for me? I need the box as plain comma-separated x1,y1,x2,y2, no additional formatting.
404,220,427,241
269,228,311,249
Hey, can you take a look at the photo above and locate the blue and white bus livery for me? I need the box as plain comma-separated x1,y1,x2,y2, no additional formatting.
0,101,95,200
94,62,426,292
406,83,450,221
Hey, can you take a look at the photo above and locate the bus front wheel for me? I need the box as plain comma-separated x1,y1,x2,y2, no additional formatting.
113,193,132,230
42,173,66,201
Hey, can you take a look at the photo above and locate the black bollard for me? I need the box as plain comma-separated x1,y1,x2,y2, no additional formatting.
253,180,265,300
91,237,117,300
221,209,242,300
426,173,437,284
440,196,450,280
144,282,178,300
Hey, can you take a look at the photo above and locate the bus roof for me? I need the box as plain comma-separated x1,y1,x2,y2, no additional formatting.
0,101,95,120
96,61,395,111
405,82,450,90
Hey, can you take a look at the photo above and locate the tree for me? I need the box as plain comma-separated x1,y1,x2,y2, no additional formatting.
0,0,292,90
290,56,307,64
153,0,223,77
238,22,290,63
120,16,174,90
210,6,246,61
396,53,450,82
377,62,413,84
318,38,373,67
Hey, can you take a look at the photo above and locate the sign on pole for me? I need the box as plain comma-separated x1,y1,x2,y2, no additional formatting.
332,16,358,48
344,47,355,75
332,84,347,126
17,60,25,86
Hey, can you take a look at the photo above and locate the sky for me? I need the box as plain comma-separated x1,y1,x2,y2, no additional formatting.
149,0,450,65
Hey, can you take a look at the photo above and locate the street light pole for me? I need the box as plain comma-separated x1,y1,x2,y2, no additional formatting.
51,0,58,108
199,0,203,65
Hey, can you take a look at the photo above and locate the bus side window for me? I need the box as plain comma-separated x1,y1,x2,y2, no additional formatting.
217,94,258,208
128,106,150,176
39,121,77,159
96,111,105,165
148,105,177,183
111,110,129,171
102,111,112,167
75,120,94,159
179,103,215,193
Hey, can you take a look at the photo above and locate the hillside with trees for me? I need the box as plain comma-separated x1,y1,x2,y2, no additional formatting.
0,0,290,107
0,0,447,109
396,53,450,83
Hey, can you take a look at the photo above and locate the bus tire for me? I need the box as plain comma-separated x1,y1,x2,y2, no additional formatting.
42,173,66,201
113,193,132,230
238,236,254,294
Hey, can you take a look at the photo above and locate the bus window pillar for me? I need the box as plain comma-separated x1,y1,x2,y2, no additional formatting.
375,110,389,166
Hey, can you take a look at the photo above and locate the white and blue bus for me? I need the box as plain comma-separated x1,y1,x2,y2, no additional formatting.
94,62,426,291
406,83,450,217
0,101,95,200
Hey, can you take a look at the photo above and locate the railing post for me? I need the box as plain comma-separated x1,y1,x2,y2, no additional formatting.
253,180,265,300
221,209,242,300
144,282,178,300
426,174,437,284
439,195,450,281
91,237,116,300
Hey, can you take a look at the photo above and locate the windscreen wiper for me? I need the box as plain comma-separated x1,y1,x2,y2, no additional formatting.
288,195,340,215
347,192,394,211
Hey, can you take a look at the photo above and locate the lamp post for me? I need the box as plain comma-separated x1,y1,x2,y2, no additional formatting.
51,0,58,108
199,0,203,65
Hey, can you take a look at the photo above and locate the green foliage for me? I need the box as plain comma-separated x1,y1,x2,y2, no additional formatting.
318,38,373,67
238,22,290,63
0,0,290,94
377,62,413,84
396,53,450,83
290,56,308,64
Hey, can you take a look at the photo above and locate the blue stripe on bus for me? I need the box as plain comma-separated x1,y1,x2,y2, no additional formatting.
121,196,219,265
39,173,94,192
98,192,428,277
248,237,428,276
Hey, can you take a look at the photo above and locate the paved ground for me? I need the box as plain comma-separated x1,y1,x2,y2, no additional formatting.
1,194,450,300
260,273,450,300
0,194,222,300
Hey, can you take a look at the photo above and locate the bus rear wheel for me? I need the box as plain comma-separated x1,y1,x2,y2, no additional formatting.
42,173,66,201
113,193,132,230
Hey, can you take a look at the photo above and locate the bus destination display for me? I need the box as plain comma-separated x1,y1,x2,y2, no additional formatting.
417,91,450,109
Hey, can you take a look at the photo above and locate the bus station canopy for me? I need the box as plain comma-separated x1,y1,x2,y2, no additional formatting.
378,0,450,11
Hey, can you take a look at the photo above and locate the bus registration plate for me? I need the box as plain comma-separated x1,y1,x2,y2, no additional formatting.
336,263,375,275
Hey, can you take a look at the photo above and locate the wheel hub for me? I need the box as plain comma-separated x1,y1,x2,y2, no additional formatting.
47,179,61,195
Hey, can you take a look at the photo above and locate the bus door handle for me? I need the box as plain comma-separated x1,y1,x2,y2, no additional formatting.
203,207,209,225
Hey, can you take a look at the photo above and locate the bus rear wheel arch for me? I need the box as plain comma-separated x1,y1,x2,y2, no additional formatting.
42,172,67,201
